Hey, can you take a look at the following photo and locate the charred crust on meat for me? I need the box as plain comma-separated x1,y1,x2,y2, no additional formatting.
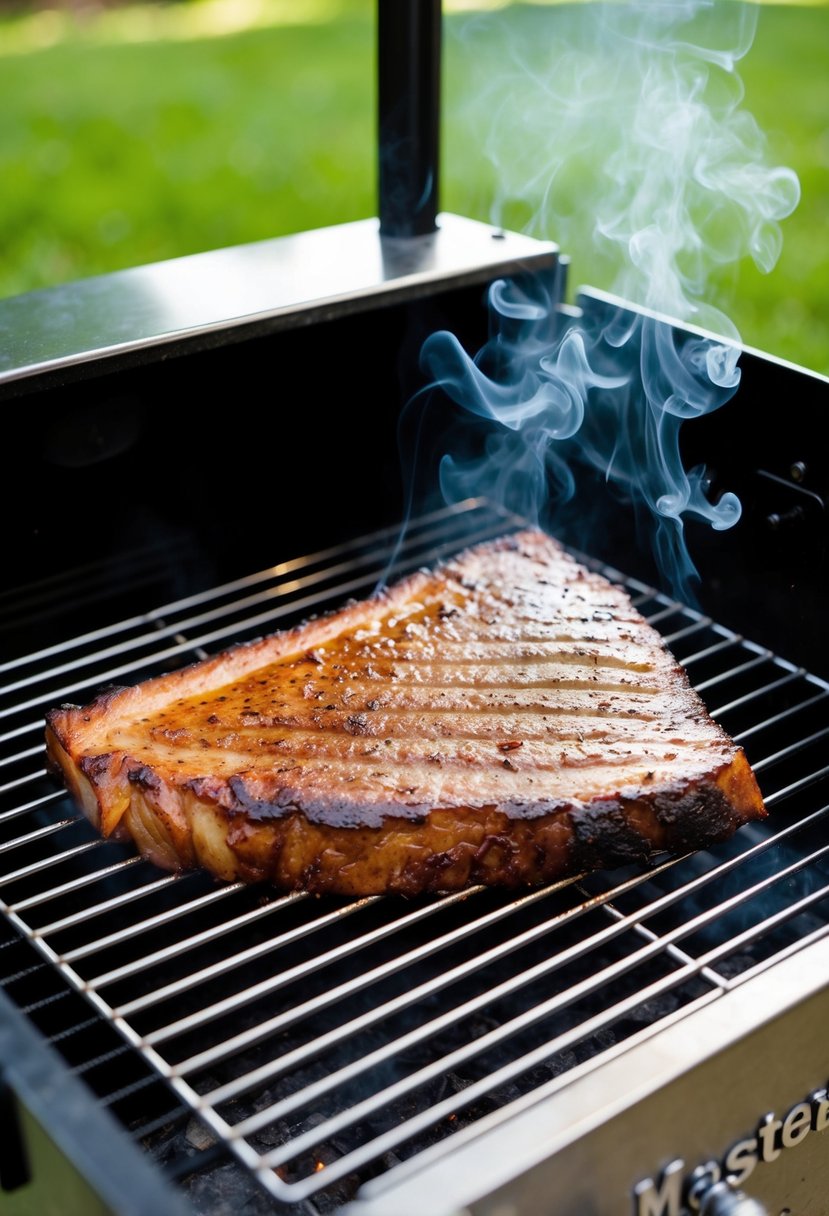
127,764,162,791
568,801,654,869
78,753,117,782
227,775,297,820
651,780,743,847
43,527,767,897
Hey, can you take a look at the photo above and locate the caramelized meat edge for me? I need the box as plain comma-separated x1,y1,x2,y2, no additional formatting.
44,528,767,896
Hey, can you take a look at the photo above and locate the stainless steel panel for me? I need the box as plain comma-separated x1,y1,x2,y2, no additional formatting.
344,936,829,1216
0,214,557,388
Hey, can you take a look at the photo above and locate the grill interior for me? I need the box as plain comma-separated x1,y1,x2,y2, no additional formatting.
2,496,828,1214
3,5,827,1202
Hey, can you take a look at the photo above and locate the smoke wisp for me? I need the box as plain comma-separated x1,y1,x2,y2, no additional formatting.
413,0,799,601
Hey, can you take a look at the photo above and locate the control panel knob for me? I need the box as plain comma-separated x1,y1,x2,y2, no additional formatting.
699,1179,768,1216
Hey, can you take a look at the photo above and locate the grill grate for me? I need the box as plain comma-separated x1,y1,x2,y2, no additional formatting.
2,499,829,1214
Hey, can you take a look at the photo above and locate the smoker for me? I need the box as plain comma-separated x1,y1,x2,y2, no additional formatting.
1,3,828,1215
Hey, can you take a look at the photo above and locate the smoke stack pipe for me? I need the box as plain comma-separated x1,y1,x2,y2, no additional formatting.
378,0,442,237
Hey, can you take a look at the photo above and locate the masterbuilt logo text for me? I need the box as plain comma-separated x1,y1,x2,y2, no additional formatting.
632,1085,829,1215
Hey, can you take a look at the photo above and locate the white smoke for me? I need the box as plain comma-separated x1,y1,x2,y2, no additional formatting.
415,0,800,600
448,0,799,332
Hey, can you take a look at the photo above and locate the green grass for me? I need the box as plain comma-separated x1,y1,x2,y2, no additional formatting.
1,0,827,374
0,0,377,291
441,2,829,376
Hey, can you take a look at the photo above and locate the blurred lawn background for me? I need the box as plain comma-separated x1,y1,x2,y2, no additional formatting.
1,0,827,374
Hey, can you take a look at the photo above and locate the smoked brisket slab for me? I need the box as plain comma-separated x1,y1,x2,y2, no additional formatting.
45,529,766,896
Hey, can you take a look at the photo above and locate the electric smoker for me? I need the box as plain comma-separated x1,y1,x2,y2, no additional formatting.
1,3,828,1214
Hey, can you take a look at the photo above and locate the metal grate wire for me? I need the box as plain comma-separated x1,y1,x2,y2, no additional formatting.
2,499,828,1213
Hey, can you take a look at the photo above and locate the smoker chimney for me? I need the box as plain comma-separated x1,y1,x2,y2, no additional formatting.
377,0,441,237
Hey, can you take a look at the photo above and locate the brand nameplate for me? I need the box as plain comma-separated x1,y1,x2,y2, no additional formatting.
632,1083,829,1215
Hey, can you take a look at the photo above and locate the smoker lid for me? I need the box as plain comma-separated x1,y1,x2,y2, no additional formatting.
0,214,557,397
